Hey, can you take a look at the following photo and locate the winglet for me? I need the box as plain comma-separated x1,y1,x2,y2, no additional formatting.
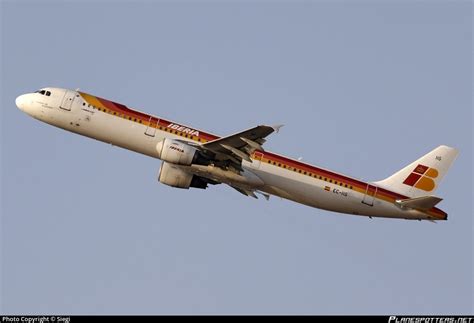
271,124,284,133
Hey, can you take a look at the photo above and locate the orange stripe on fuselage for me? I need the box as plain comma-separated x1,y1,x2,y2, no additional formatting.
79,92,218,142
79,92,107,110
78,91,447,220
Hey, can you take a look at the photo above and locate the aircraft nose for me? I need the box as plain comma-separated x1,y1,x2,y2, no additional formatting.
15,94,28,111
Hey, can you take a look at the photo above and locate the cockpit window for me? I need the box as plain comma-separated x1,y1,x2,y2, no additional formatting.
34,89,50,96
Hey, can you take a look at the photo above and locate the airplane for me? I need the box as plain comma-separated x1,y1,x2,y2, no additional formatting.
15,87,459,221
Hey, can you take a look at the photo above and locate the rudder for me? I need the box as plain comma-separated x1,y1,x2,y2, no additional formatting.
374,145,458,198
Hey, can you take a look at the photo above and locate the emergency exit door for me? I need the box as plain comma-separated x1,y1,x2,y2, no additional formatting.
60,90,75,111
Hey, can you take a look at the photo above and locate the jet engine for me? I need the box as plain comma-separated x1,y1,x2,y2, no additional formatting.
158,161,208,189
156,138,199,166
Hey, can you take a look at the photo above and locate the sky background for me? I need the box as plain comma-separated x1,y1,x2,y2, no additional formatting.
1,0,472,315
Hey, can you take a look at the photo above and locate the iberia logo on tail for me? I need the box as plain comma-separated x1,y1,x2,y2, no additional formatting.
403,164,439,192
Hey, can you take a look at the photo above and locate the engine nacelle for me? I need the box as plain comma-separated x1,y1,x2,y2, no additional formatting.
158,161,193,188
158,162,208,189
156,138,198,166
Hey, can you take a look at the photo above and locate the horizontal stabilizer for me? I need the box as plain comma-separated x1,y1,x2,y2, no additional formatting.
395,196,443,211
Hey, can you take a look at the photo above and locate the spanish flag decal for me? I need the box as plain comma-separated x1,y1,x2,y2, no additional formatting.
403,164,439,192
324,186,331,191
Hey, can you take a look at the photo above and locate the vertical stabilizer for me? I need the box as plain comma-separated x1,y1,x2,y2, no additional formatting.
374,145,458,198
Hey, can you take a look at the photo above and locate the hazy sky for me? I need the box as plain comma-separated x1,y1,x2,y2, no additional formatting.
1,0,472,315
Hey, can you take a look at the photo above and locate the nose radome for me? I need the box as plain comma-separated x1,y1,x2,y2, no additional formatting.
15,94,28,110
16,95,24,109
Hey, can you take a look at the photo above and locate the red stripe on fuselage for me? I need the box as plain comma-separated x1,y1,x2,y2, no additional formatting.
97,97,149,121
85,92,446,219
259,151,446,219
91,93,219,141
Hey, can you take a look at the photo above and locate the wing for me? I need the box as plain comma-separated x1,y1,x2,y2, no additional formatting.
198,124,283,168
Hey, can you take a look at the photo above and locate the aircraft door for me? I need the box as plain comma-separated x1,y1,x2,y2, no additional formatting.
362,184,378,206
59,90,76,111
145,116,159,137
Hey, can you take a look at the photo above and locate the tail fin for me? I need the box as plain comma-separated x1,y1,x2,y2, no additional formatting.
374,145,458,198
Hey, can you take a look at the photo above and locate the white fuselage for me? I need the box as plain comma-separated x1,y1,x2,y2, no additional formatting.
16,87,439,220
